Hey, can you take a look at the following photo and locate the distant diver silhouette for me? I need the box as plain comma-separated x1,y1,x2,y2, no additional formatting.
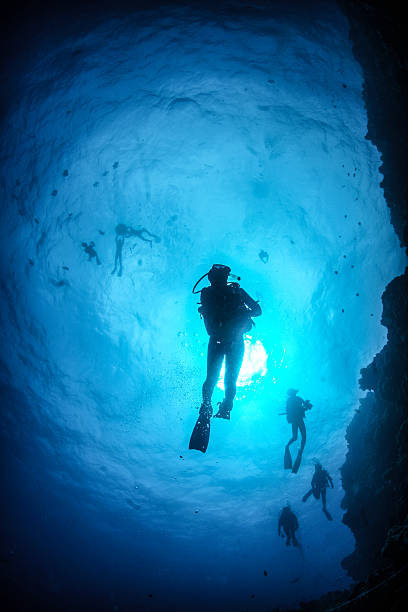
189,264,262,453
259,249,269,263
283,389,312,473
302,462,334,520
111,233,125,277
82,241,101,265
278,504,299,547
112,224,160,276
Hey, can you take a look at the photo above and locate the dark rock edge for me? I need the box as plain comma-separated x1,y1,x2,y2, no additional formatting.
286,1,408,610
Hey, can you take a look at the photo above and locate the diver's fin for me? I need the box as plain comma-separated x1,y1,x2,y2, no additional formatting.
189,405,212,453
189,415,211,453
302,489,313,502
292,450,303,474
284,446,292,470
323,508,333,521
214,400,231,420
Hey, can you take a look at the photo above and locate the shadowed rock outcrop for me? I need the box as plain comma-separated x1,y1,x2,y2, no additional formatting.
341,272,408,578
285,1,408,608
338,0,408,583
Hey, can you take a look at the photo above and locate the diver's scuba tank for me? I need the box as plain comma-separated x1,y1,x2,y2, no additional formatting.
193,264,254,338
192,264,241,294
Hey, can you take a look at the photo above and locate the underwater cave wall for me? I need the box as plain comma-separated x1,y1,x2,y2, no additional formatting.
338,0,408,582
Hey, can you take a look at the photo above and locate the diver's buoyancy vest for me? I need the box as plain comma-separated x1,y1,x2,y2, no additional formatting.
312,470,330,489
280,509,298,529
199,284,253,339
286,396,305,423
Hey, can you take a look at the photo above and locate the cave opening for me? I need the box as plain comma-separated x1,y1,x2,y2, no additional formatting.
0,1,406,610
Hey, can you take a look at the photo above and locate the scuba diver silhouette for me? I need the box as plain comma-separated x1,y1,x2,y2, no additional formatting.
81,241,101,265
112,232,125,277
302,462,334,520
278,504,299,547
111,224,160,276
283,389,312,473
189,264,262,453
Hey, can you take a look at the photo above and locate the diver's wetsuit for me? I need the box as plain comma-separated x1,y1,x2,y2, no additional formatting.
286,396,307,451
199,283,261,410
278,507,299,547
302,465,334,521
311,466,333,510
202,336,245,405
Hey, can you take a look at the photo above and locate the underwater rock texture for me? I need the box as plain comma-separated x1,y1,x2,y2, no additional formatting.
287,1,408,609
341,274,408,580
338,0,408,583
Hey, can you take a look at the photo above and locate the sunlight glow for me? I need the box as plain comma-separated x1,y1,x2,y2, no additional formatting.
217,336,268,389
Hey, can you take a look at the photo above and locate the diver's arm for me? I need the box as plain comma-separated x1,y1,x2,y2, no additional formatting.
198,287,210,315
138,233,153,243
302,399,311,410
143,229,160,240
240,288,262,317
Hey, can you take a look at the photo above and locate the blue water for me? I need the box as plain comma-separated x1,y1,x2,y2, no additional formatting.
0,1,406,610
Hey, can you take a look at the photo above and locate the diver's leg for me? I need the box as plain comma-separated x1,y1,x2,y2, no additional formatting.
224,337,245,405
215,337,244,419
112,240,119,273
321,488,327,510
302,489,313,502
299,420,306,451
286,423,298,449
202,338,224,405
291,422,305,473
112,250,118,274
142,229,160,242
284,527,290,546
138,230,154,244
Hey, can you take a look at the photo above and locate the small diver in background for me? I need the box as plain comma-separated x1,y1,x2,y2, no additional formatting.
258,249,269,264
278,504,299,547
111,231,125,277
283,388,312,474
81,241,101,265
302,461,334,521
112,224,160,276
118,223,160,247
189,264,262,453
